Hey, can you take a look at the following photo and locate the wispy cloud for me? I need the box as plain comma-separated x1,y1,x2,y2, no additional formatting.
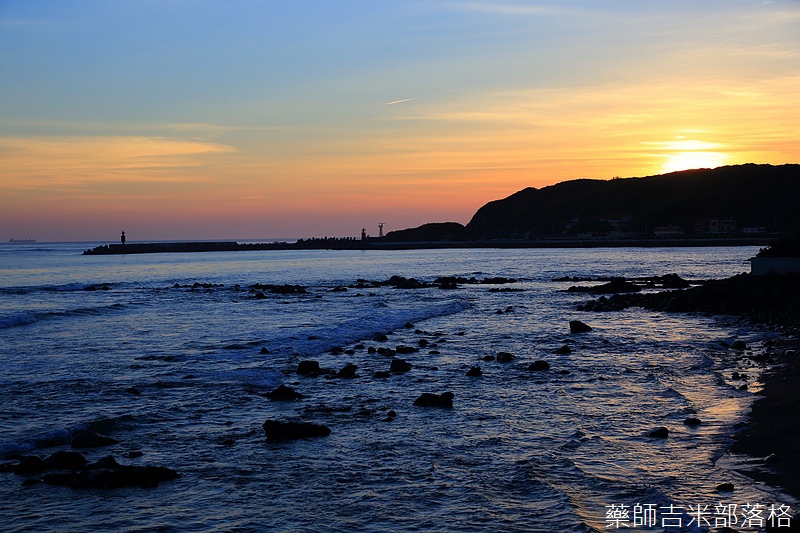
386,98,419,105
0,136,235,188
445,2,565,16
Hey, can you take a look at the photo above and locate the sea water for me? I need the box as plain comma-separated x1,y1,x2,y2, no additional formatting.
0,243,792,532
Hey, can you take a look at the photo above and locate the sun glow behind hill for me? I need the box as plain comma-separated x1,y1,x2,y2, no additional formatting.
653,139,732,174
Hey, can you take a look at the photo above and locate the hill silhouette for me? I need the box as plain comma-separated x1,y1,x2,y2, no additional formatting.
382,164,799,242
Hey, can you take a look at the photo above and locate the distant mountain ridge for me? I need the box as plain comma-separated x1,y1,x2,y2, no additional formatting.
383,164,800,241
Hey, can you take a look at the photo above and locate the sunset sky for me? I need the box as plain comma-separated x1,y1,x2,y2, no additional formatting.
1,1,799,241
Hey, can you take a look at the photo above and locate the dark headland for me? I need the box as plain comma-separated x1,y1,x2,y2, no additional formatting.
84,163,798,255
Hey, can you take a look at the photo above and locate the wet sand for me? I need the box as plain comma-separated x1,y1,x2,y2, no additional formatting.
730,338,800,501
581,272,800,502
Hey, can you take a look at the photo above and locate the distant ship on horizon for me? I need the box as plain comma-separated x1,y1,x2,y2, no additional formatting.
9,238,36,243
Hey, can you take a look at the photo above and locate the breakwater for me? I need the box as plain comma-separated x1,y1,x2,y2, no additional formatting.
83,236,773,255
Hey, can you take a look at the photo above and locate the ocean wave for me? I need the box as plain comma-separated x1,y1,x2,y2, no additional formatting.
266,297,472,357
0,426,82,457
0,311,37,329
1,303,128,330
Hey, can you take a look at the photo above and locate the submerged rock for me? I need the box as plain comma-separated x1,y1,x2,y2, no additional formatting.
466,366,483,377
6,453,179,490
413,392,454,408
70,430,119,449
296,360,321,375
647,427,669,439
265,384,305,401
496,352,515,362
45,451,88,470
390,358,412,373
528,360,550,371
262,420,331,441
395,345,419,354
683,417,702,427
335,363,358,379
555,345,572,355
569,320,593,333
44,458,179,489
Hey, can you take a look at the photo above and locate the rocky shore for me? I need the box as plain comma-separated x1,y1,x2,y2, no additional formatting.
577,272,800,501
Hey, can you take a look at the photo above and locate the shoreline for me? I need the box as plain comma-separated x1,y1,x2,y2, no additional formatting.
578,273,800,502
729,337,800,501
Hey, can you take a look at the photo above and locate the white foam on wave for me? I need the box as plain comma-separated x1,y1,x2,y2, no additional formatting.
274,297,471,357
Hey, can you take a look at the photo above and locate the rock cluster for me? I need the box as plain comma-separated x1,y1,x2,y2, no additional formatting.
1,452,178,489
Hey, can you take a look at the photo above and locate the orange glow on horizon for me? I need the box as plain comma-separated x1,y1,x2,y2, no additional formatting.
1,76,798,240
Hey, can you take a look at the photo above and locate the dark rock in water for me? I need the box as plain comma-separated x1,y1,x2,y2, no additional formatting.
39,472,74,486
123,451,144,459
265,384,305,401
482,355,496,361
12,456,49,475
404,322,414,328
657,273,691,289
45,451,88,470
395,345,419,354
40,455,179,489
336,363,358,378
731,340,748,350
418,339,429,347
466,366,483,377
71,430,119,449
125,387,141,395
373,371,390,379
496,352,515,362
413,392,454,408
87,455,121,469
528,360,550,371
80,465,178,489
367,346,377,354
297,360,321,375
262,420,331,441
555,345,572,355
329,346,344,355
390,358,412,373
567,278,641,294
683,417,702,427
372,334,389,342
220,439,236,446
647,427,669,439
260,347,270,354
569,320,592,333
716,482,735,492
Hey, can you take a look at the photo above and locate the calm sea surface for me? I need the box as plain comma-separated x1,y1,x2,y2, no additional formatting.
0,243,792,531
